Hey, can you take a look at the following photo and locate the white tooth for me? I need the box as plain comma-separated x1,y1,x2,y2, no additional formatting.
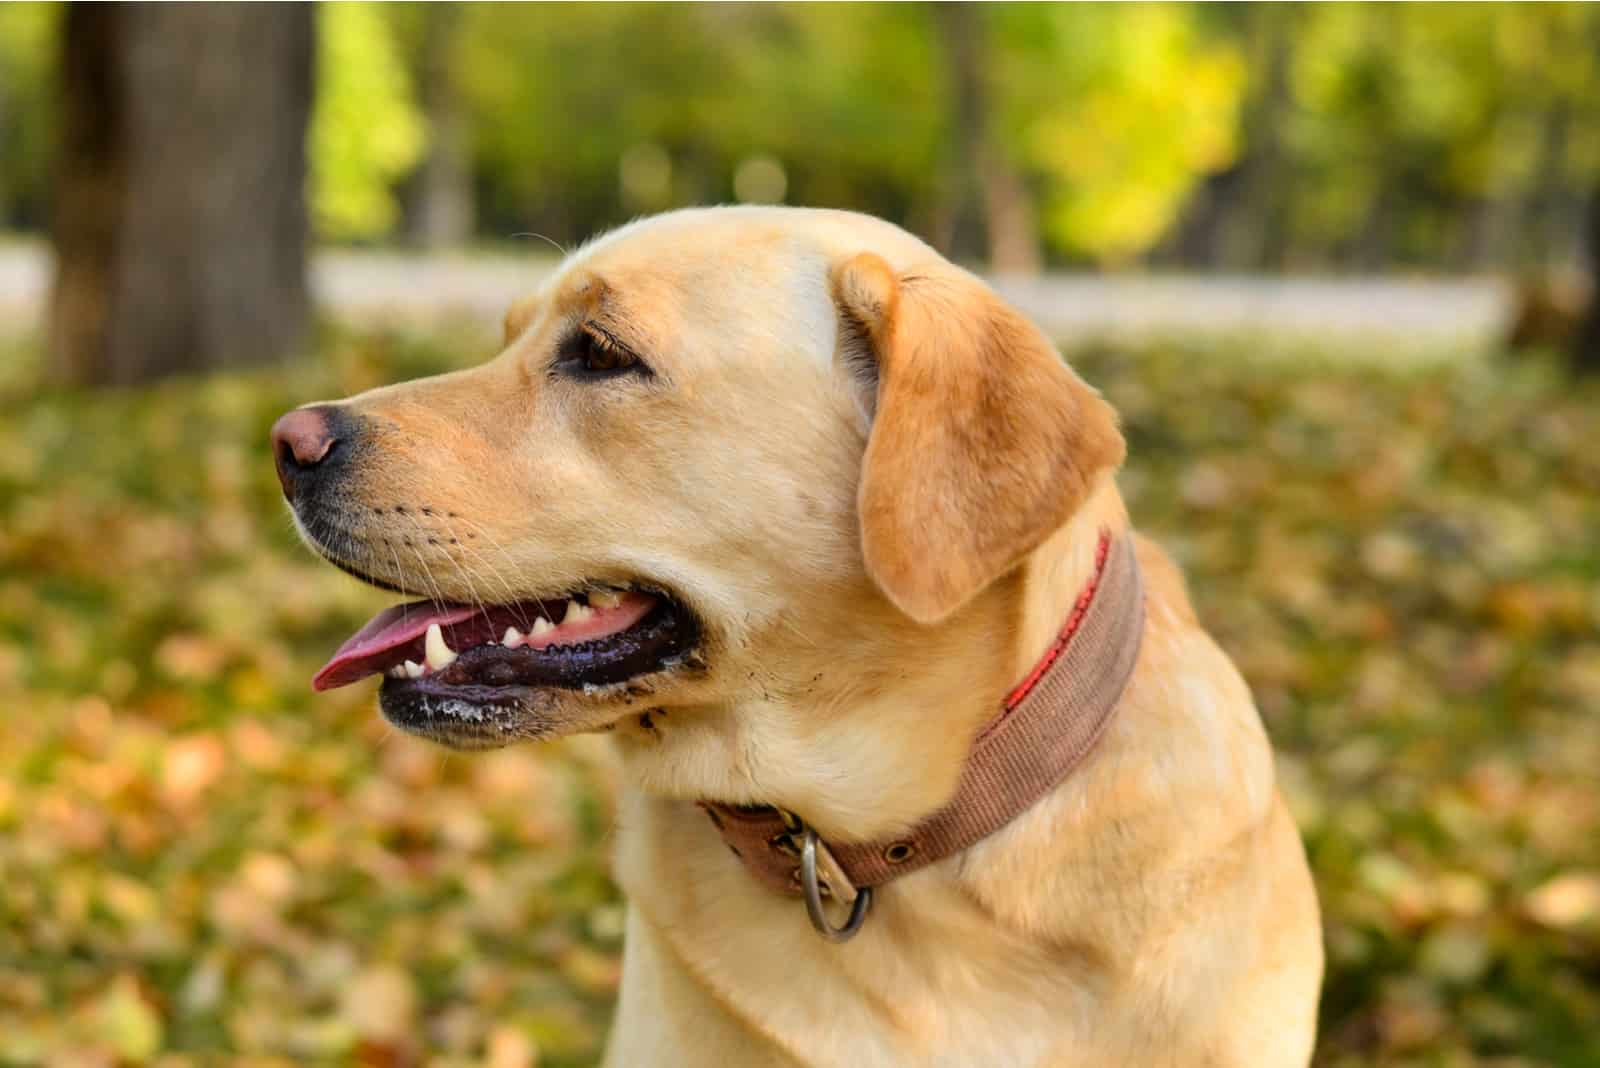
403,659,424,678
388,665,404,679
502,626,523,648
425,623,457,671
590,589,622,609
563,600,593,624
530,616,554,636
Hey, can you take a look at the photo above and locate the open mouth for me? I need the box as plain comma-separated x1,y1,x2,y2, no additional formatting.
313,586,701,742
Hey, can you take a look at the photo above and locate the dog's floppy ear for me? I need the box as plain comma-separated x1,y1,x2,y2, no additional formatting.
833,252,1125,624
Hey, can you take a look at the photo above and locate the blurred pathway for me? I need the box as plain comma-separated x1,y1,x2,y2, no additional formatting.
0,243,1513,353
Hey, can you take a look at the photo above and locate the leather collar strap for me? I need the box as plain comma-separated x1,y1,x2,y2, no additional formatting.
703,528,1145,917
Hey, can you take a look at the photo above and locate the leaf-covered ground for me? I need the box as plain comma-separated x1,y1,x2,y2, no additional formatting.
1,329,1596,1066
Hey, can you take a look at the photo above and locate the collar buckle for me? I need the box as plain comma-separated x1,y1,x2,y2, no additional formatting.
796,821,873,942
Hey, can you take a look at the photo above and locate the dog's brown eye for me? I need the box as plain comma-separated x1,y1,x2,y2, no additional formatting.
556,326,648,381
583,332,634,372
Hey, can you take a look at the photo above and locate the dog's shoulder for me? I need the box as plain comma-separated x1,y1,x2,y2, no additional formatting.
1131,530,1198,629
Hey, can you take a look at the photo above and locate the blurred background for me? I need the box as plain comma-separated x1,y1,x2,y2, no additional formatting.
1,3,1598,1066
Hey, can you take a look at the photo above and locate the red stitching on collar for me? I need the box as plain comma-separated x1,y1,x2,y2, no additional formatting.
1000,529,1113,712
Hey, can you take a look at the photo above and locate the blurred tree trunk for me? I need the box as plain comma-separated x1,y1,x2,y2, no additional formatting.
1461,192,1517,272
1166,4,1294,271
0,39,12,228
50,3,313,386
982,158,1041,276
1572,182,1600,374
403,3,473,249
932,3,1040,273
1529,104,1580,268
1226,3,1295,271
1353,183,1397,271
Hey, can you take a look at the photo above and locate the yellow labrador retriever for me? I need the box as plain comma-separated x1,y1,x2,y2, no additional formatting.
272,207,1322,1066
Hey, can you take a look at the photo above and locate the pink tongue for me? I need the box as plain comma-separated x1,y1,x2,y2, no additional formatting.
313,601,480,692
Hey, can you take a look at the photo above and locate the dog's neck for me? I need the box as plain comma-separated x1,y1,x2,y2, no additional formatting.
613,479,1130,844
1009,477,1130,693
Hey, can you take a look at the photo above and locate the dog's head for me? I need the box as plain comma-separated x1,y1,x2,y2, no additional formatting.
275,207,1122,812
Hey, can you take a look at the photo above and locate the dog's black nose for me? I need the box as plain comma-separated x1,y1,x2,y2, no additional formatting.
271,405,344,501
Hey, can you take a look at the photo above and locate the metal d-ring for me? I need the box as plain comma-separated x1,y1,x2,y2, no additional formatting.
800,827,872,942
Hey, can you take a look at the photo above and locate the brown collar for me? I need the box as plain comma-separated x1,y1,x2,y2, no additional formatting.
703,528,1145,940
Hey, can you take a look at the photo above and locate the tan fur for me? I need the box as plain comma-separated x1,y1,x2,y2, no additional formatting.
502,291,543,345
302,206,1322,1065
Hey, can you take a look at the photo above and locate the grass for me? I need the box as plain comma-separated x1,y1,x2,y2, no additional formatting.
1,327,1597,1066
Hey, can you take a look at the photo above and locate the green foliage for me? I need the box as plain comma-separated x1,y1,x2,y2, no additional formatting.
311,3,424,241
455,4,947,241
0,2,59,230
1284,3,1600,265
995,3,1245,261
1,328,1598,1063
1,2,1599,267
449,1,1245,260
434,1,1600,266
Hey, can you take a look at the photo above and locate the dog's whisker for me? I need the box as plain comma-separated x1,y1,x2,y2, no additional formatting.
773,614,820,650
388,509,494,618
395,513,451,609
438,516,531,626
510,230,569,257
384,539,411,604
444,514,540,630
412,513,497,621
